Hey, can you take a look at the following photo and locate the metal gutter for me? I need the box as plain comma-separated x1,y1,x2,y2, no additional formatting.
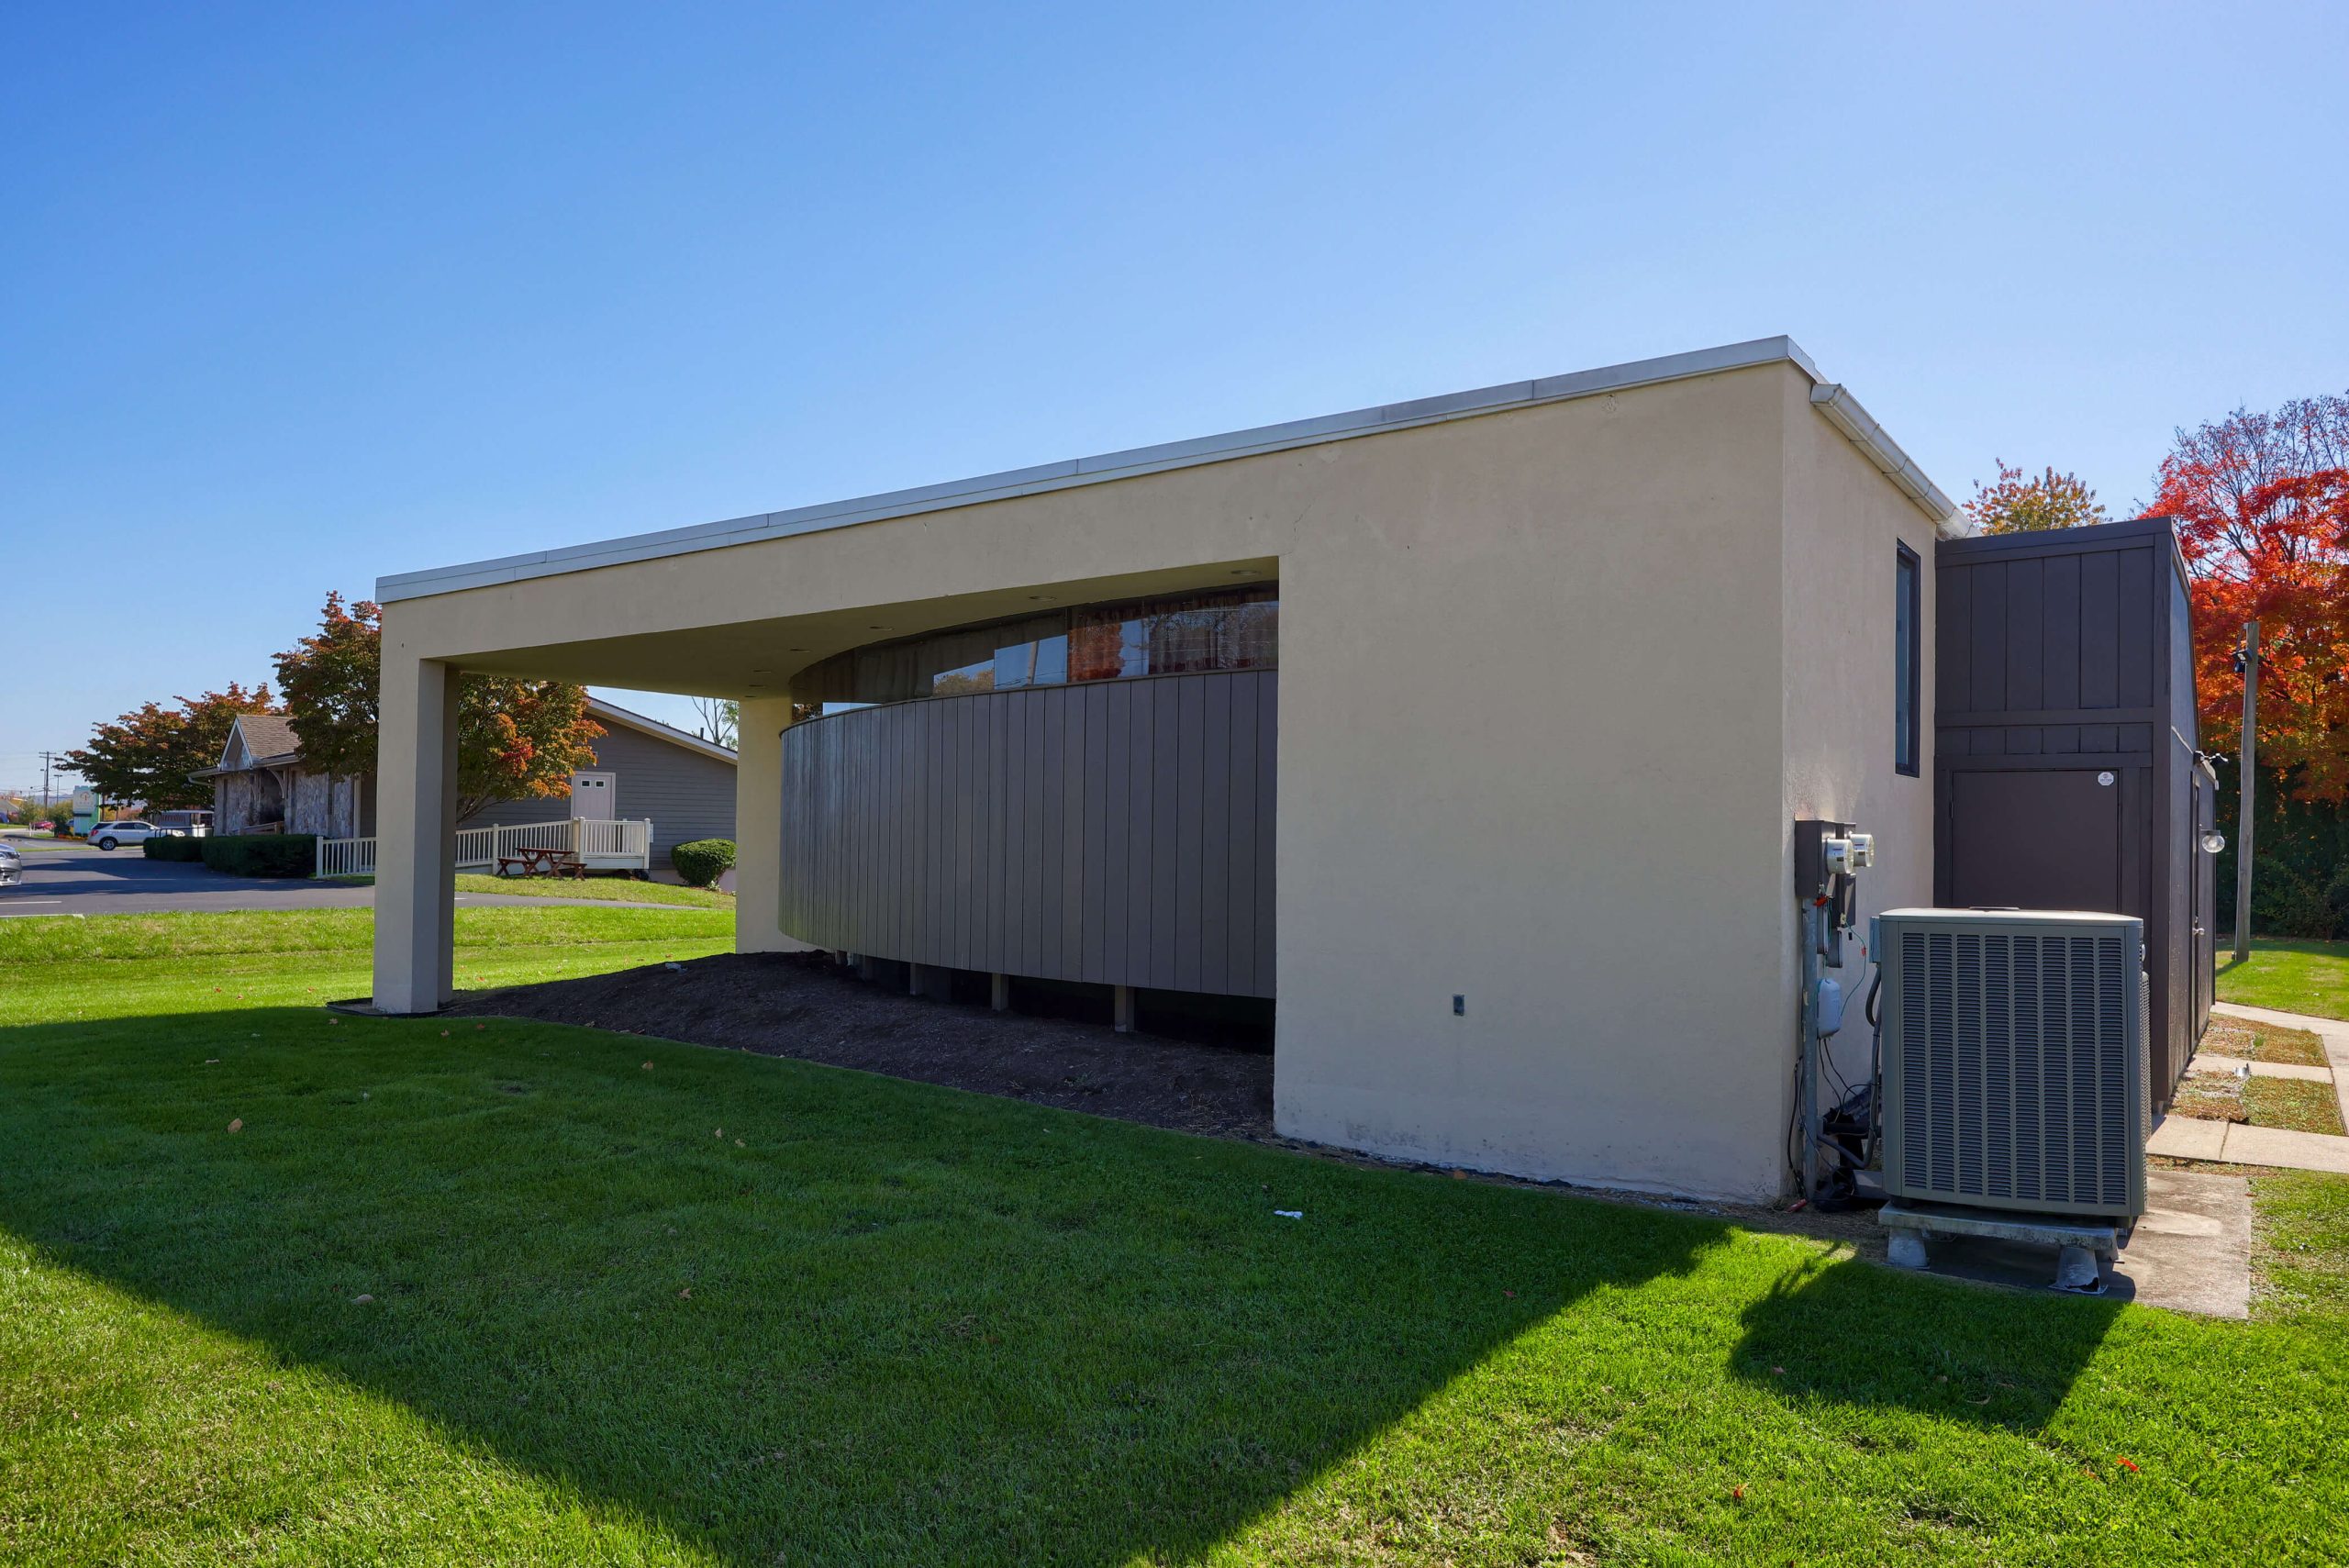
584,696,740,763
379,335,1952,601
1808,384,1959,528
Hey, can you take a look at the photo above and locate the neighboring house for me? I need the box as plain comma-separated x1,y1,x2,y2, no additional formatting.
193,699,735,867
197,715,363,838
362,337,2206,1203
434,699,739,866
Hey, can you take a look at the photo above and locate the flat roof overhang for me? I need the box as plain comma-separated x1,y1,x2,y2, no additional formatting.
375,336,1955,700
446,556,1281,698
379,335,1956,606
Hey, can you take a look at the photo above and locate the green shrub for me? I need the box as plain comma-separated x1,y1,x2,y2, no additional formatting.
671,838,736,889
200,834,317,879
142,836,206,862
2254,858,2339,940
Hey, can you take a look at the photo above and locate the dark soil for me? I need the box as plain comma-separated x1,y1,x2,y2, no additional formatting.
447,951,1277,1141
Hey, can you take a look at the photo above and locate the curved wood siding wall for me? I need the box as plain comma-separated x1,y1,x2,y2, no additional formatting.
781,669,1276,997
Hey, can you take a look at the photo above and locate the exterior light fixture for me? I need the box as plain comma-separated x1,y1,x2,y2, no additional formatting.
2200,830,2226,854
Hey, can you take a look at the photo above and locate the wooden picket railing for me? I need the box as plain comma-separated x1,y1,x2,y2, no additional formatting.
313,818,653,878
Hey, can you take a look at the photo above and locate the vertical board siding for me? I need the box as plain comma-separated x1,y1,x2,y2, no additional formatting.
779,671,1278,998
1934,521,2202,1099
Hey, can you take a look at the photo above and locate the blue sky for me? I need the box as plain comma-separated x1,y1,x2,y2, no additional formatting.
5,2,2344,790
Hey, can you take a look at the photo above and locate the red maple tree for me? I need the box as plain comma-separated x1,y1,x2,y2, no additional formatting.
2150,392,2349,801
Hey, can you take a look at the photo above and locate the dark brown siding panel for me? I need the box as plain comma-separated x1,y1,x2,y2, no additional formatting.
1938,564,1972,715
2078,551,2120,709
2117,549,2154,709
1968,562,2008,715
2004,558,2044,710
2043,554,2081,711
1936,517,2205,1105
780,671,1276,997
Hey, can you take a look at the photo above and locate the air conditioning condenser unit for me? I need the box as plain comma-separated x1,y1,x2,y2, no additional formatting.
1876,907,2148,1220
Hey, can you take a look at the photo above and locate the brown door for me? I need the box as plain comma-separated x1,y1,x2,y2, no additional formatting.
1946,769,2124,913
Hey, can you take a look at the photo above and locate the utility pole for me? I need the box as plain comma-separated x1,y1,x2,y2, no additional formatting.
2234,621,2258,962
39,751,59,810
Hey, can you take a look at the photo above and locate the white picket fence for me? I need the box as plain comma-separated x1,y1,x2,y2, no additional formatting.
314,817,653,878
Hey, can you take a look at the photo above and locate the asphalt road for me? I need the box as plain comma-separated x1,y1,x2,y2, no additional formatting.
0,840,704,918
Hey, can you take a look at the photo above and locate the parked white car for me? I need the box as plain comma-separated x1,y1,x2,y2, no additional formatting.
89,820,165,851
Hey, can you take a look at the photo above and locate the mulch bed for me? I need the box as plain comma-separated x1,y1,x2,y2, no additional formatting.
447,951,1277,1142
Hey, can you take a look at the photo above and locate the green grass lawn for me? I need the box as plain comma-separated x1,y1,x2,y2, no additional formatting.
2218,938,2349,1021
3,910,2347,1564
329,871,734,909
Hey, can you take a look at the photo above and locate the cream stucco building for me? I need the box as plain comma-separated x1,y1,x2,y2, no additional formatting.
371,338,1954,1201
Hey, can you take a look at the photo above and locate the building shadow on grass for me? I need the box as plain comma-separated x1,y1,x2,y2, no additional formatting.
0,1006,1725,1567
1731,1248,2124,1434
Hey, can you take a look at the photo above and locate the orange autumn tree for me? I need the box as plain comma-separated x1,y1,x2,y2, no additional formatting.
1962,460,2108,534
273,593,604,821
2149,392,2349,803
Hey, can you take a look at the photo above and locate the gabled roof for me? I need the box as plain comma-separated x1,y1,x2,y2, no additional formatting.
585,696,738,763
192,701,733,781
378,335,1958,603
231,714,301,765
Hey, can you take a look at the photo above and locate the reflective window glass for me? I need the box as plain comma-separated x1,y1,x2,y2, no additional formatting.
931,660,995,695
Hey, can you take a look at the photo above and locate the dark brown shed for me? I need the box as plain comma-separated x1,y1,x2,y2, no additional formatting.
1933,516,2212,1102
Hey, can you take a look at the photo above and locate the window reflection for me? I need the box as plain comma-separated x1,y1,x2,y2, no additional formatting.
996,632,1069,690
932,660,996,695
797,584,1275,712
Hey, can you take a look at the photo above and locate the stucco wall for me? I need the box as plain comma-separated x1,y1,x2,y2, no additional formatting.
1776,375,1939,1103
733,695,796,954
378,359,1940,1199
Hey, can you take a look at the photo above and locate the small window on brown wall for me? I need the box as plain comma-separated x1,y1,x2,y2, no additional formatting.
1895,542,1920,775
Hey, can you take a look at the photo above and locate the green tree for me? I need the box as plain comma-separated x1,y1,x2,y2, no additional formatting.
273,593,604,821
64,684,278,811
1961,461,2109,534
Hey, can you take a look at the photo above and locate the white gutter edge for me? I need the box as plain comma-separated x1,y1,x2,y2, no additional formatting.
1808,384,1959,528
378,335,1949,600
584,696,740,763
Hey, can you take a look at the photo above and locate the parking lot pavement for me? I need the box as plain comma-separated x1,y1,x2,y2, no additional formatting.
0,842,696,918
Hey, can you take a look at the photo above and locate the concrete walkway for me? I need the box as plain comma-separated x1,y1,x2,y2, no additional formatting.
2147,1001,2349,1175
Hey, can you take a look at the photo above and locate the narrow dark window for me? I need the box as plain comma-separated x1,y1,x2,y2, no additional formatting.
1895,543,1920,775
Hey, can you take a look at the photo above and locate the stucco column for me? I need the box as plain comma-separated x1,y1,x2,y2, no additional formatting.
373,656,459,1013
732,694,796,953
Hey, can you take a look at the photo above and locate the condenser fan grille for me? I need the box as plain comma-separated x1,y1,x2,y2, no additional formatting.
1889,919,2143,1216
